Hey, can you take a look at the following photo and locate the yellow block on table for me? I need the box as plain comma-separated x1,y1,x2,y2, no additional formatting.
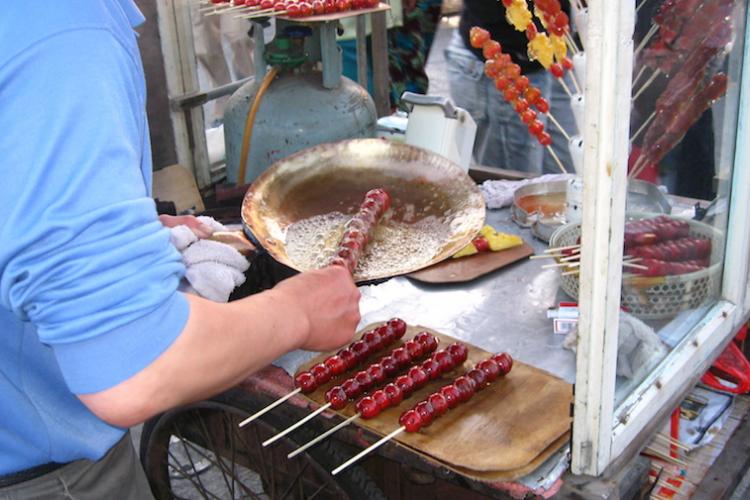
453,225,523,259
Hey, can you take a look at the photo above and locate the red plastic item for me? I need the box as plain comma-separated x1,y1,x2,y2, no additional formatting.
700,339,750,394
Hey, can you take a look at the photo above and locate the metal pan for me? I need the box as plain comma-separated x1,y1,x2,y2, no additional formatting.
241,139,486,282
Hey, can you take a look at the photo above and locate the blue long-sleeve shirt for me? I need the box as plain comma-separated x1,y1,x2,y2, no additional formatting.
0,1,189,474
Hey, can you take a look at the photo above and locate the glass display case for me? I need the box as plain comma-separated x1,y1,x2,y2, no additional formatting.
572,0,750,476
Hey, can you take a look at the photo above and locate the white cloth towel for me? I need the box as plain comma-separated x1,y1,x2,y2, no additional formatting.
480,173,575,209
169,216,250,302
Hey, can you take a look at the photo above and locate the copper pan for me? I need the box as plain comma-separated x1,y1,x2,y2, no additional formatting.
241,139,485,282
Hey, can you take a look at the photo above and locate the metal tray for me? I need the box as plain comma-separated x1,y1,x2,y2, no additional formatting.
511,178,671,242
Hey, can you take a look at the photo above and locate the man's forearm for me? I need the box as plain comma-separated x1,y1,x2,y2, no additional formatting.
79,291,309,428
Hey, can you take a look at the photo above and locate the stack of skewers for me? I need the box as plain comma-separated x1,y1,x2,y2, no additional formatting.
535,215,712,280
237,319,514,476
196,0,382,20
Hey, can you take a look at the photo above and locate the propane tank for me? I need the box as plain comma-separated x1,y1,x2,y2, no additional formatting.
224,24,377,184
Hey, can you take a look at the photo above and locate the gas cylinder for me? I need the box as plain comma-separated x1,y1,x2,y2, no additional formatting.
223,27,377,184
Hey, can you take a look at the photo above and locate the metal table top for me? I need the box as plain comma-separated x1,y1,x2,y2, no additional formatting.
275,206,576,385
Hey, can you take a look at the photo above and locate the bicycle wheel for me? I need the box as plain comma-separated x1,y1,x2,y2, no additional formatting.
140,400,386,500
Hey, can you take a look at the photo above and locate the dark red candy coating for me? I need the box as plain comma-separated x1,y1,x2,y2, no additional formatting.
415,332,438,352
372,390,390,411
387,318,407,339
492,353,513,374
354,371,371,388
366,364,386,385
311,363,332,385
392,347,411,368
404,339,424,359
383,383,403,406
415,401,435,427
326,386,348,410
453,375,477,402
434,351,455,372
350,340,370,361
324,355,347,376
447,344,469,364
379,355,399,377
420,358,442,381
399,409,422,432
395,375,415,396
439,385,461,409
357,396,380,419
467,368,488,390
295,371,317,393
341,378,362,399
338,348,358,370
374,325,392,343
427,393,449,416
407,366,429,389
477,359,501,382
362,330,383,351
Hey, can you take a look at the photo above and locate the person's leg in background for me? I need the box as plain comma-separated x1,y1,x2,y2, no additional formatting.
444,31,491,164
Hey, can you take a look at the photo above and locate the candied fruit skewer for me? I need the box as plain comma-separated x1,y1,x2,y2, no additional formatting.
238,318,407,427
262,332,440,447
331,353,513,475
287,343,469,458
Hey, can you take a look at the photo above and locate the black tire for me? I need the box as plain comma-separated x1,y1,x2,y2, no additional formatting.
140,400,386,500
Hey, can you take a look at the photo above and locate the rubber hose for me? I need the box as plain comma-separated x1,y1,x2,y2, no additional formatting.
237,66,280,185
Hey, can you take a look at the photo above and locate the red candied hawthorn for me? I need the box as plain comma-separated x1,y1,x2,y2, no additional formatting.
399,409,422,432
295,371,317,393
383,383,403,405
310,363,332,385
386,318,407,339
427,393,449,416
415,401,435,427
357,396,380,419
407,366,429,388
326,386,348,410
324,355,347,376
469,27,491,49
439,385,461,409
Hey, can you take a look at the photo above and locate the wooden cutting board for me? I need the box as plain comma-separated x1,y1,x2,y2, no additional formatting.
406,243,534,283
298,322,572,475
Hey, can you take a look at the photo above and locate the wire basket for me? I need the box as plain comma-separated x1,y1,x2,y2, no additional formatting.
549,215,724,320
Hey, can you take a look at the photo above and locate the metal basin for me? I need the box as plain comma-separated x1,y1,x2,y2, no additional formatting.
241,139,486,281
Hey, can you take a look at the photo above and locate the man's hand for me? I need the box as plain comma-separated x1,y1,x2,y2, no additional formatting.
271,265,361,352
159,214,213,239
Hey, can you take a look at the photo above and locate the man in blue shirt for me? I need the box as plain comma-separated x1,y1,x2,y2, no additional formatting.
0,2,360,497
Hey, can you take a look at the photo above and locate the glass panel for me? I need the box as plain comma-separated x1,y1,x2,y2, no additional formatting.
614,0,747,404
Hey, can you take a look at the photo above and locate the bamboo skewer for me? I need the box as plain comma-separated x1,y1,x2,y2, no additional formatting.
635,24,659,58
631,111,655,143
546,145,569,174
623,262,648,270
238,388,301,427
545,244,581,254
633,65,649,88
633,69,661,101
206,4,254,15
569,70,582,95
547,112,572,141
564,32,580,55
237,7,276,18
557,77,574,98
644,447,688,467
288,414,361,459
529,253,568,260
636,0,651,15
332,426,406,475
542,261,580,269
262,403,332,447
655,433,691,451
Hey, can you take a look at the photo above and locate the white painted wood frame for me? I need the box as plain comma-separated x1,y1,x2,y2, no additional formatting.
573,1,750,476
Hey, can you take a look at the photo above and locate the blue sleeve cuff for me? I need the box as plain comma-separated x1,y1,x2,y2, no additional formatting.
54,292,190,394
